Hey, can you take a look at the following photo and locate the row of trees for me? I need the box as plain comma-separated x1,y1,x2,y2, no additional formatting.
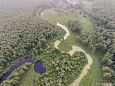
94,25,115,83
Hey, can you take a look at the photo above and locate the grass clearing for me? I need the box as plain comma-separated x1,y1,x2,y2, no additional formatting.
41,9,77,25
59,32,77,52
76,14,94,34
18,65,36,86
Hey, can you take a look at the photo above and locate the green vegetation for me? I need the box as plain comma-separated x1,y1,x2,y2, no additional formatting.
1,0,114,86
35,48,87,86
81,0,115,84
0,16,64,85
59,32,102,86
42,9,102,86
59,32,77,52
2,47,87,86
19,65,36,86
0,9,89,86
67,18,104,86
41,9,77,24
1,63,32,86
68,7,115,85
42,9,93,34
78,46,102,86
1,0,114,85
73,14,94,34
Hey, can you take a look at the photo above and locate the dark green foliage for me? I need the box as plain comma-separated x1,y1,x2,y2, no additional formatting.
67,20,81,34
0,47,87,86
0,17,63,80
35,48,87,86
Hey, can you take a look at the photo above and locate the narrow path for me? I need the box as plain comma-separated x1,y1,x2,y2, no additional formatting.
54,23,93,86
57,23,70,40
69,46,93,86
54,23,70,49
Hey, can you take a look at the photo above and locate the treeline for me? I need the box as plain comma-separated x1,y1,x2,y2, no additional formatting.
93,25,115,84
35,48,87,86
84,0,115,84
68,13,115,85
0,17,63,79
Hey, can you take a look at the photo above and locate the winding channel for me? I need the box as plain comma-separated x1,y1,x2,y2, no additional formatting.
55,23,93,86
0,58,33,84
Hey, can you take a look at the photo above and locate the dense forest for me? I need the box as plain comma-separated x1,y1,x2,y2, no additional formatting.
1,48,87,86
0,0,89,85
0,0,115,86
0,16,88,86
0,16,63,79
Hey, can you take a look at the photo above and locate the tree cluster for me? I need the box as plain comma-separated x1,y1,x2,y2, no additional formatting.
0,17,63,80
35,48,87,86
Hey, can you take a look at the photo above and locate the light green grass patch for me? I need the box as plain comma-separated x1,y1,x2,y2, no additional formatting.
19,65,36,86
59,32,77,52
75,14,94,34
41,9,77,25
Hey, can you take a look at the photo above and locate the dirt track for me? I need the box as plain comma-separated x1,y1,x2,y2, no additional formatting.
54,23,93,86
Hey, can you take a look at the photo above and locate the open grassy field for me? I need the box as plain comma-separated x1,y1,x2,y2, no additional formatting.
76,14,94,34
41,9,77,25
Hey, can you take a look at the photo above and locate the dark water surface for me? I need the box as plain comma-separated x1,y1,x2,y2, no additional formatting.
34,60,46,74
0,57,46,84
